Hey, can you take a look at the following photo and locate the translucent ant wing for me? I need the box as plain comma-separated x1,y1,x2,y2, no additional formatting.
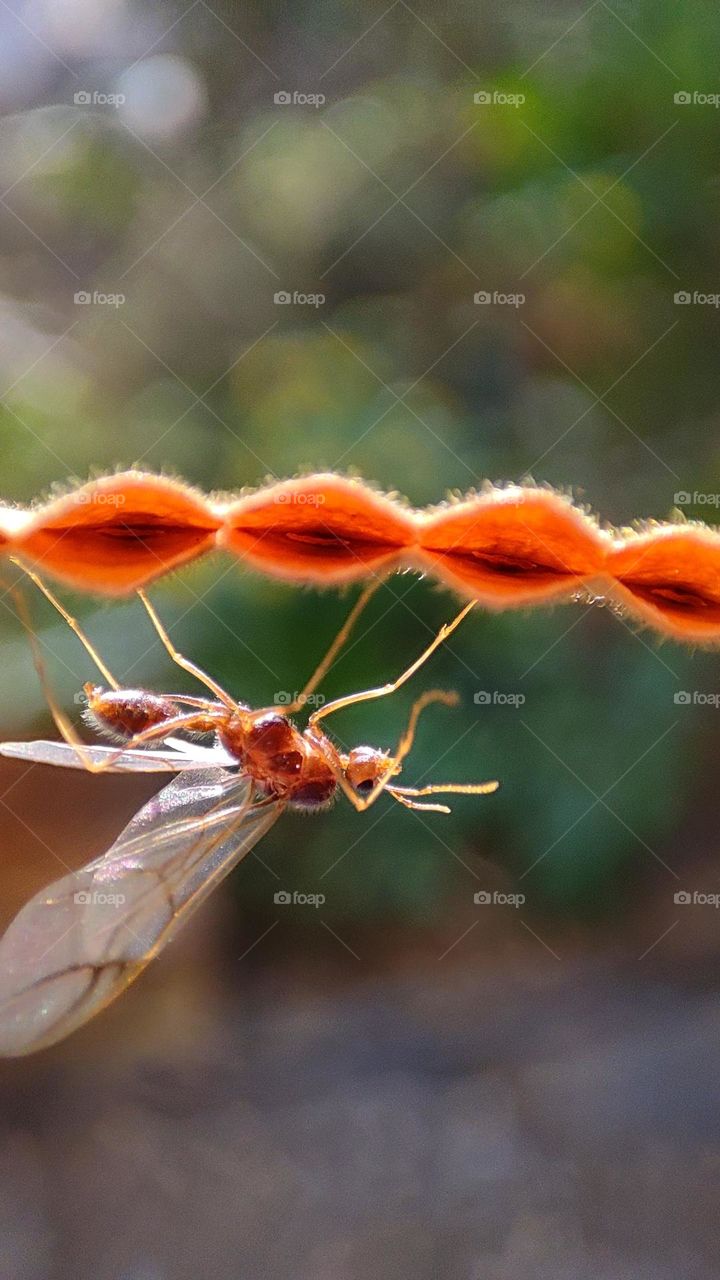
0,768,284,1056
0,739,236,772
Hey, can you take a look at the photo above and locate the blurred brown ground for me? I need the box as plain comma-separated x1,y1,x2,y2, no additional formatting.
1,760,719,1280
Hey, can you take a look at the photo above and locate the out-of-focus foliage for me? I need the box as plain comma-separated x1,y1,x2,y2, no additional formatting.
1,0,719,920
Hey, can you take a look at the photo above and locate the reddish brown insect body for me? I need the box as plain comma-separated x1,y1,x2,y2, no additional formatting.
0,572,503,1058
221,708,339,809
83,683,223,741
84,685,182,740
84,690,395,812
59,585,498,819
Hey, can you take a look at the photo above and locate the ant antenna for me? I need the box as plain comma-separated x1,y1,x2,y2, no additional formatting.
387,778,499,813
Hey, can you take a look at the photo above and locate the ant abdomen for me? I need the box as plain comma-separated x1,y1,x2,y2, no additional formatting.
83,684,180,741
288,773,337,811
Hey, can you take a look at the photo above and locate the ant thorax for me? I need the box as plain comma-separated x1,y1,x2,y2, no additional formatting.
221,710,339,810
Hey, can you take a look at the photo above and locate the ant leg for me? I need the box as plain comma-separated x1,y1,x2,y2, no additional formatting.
387,791,452,815
281,579,382,716
11,563,220,713
5,576,114,773
309,600,476,728
350,687,499,814
345,691,461,813
385,689,499,807
162,694,225,710
308,604,475,814
12,560,119,688
4,576,226,775
58,707,225,777
308,690,469,817
303,729,369,813
88,709,227,773
137,589,237,710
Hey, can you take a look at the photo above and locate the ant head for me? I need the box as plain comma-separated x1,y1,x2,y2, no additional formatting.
344,745,397,796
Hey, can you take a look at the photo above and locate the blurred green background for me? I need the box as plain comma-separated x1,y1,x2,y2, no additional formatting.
1,0,719,919
1,4,720,1276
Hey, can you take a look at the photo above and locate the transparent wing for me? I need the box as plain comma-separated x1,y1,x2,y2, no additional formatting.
0,768,284,1056
0,739,237,772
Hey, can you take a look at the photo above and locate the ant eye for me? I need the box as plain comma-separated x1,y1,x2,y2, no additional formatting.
354,778,374,794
